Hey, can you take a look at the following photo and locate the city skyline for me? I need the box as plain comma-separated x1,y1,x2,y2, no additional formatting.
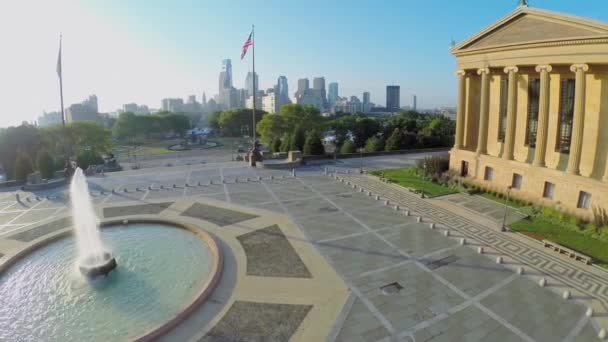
2,0,608,127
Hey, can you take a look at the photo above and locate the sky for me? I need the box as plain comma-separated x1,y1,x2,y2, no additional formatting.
1,0,608,128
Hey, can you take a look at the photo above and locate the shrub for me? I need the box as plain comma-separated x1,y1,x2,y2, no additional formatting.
364,136,385,153
13,153,34,181
415,155,450,177
385,128,403,151
76,150,103,170
340,140,357,154
593,206,608,227
270,137,282,153
303,130,325,155
36,150,55,179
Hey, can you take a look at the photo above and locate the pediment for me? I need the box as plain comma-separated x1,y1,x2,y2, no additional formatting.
453,7,608,53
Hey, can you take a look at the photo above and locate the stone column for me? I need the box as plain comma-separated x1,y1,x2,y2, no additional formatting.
533,65,552,167
454,70,467,149
566,64,589,175
476,68,490,155
503,66,519,160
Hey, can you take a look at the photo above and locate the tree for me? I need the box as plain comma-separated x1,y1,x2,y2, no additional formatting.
216,108,267,137
340,139,357,154
13,152,33,181
112,112,139,141
0,123,41,179
280,134,292,152
328,114,356,147
385,128,404,151
364,136,385,152
76,150,104,170
270,137,282,153
257,113,287,144
291,125,306,152
352,117,381,147
36,150,55,179
303,131,325,155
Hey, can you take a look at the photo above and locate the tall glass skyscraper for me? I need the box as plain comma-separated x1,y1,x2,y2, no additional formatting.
328,82,339,108
386,85,400,111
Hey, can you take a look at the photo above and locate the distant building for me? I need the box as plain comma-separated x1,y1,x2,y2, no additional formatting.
65,103,102,124
386,85,400,111
236,88,247,108
82,95,98,112
37,111,63,127
313,77,328,109
333,96,362,114
295,78,309,99
328,82,339,108
244,72,259,97
262,92,278,113
218,59,235,109
297,92,323,111
122,103,150,114
362,92,371,112
412,95,417,111
161,98,184,112
274,76,291,111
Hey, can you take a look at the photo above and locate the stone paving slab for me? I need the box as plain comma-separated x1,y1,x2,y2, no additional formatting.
352,263,465,332
441,193,526,225
0,212,21,225
8,216,72,242
283,197,339,218
348,205,411,230
413,305,524,342
181,202,258,226
318,233,405,279
200,301,312,341
103,202,173,218
378,222,457,258
228,191,275,207
11,208,60,225
297,213,367,242
480,276,585,341
237,225,312,278
335,298,391,342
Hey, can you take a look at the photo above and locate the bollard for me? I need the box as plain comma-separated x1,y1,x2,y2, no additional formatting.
36,196,41,201
563,290,570,300
384,200,390,206
367,191,372,196
599,329,606,340
478,247,484,254
496,256,503,264
417,217,422,223
324,167,327,175
246,177,250,182
270,176,274,180
292,169,296,177
586,307,594,317
258,176,262,181
352,184,356,189
160,185,165,190
444,230,450,237
375,195,380,201
394,205,400,211
404,210,410,216
149,185,153,190
16,193,20,202
112,189,117,194
359,188,364,193
539,278,546,287
122,219,129,225
460,238,465,245
429,223,435,229
124,188,128,193
281,175,285,179
235,178,238,183
517,267,524,275
26,197,31,203
198,181,202,187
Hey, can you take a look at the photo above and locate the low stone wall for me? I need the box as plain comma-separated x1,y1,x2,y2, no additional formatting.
23,178,66,191
0,180,25,189
257,159,301,170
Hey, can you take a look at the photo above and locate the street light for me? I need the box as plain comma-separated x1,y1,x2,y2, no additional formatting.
420,165,426,199
501,186,513,232
359,147,363,174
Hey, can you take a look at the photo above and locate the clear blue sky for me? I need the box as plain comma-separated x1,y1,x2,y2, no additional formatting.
1,0,608,127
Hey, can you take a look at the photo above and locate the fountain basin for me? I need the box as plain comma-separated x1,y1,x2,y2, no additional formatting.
79,251,117,278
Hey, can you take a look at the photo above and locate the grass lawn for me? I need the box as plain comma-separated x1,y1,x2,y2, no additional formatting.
479,192,526,209
511,218,608,268
370,167,457,198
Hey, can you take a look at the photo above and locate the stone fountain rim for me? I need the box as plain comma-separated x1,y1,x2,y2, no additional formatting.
0,216,223,342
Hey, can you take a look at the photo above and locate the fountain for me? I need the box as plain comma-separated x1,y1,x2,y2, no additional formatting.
70,168,117,278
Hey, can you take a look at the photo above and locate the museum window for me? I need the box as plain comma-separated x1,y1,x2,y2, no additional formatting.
511,173,522,190
525,78,540,147
543,181,555,199
498,78,508,142
556,79,575,154
484,166,494,181
577,191,592,209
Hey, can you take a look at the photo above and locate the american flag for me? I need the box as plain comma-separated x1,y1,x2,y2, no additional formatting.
241,31,253,60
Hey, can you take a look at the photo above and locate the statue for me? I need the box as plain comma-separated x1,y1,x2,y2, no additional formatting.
518,0,528,7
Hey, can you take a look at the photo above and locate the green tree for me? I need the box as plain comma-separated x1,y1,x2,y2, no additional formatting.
385,128,404,151
303,131,325,155
76,150,104,170
280,134,292,152
36,150,55,179
328,114,356,147
352,117,381,147
216,108,267,137
13,152,33,181
364,136,385,152
0,123,41,179
270,137,282,153
257,113,287,144
340,139,357,154
291,125,306,152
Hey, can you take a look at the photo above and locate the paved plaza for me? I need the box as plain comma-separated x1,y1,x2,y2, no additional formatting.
0,154,606,341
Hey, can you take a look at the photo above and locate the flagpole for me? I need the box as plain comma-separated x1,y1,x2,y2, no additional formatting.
58,35,65,127
251,25,256,144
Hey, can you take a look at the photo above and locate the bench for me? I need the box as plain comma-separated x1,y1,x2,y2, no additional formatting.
542,240,591,265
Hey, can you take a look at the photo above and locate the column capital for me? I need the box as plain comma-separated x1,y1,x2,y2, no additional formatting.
476,68,490,76
570,64,589,73
535,65,553,73
456,70,466,77
503,66,519,74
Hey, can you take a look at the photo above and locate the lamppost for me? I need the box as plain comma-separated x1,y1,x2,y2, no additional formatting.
359,147,364,174
501,186,513,232
420,164,426,199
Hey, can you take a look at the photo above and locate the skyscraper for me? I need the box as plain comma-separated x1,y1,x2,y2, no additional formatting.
328,82,339,108
295,78,309,99
275,76,290,111
218,59,235,109
362,91,371,113
244,72,259,97
412,95,417,111
313,77,327,109
386,86,400,111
